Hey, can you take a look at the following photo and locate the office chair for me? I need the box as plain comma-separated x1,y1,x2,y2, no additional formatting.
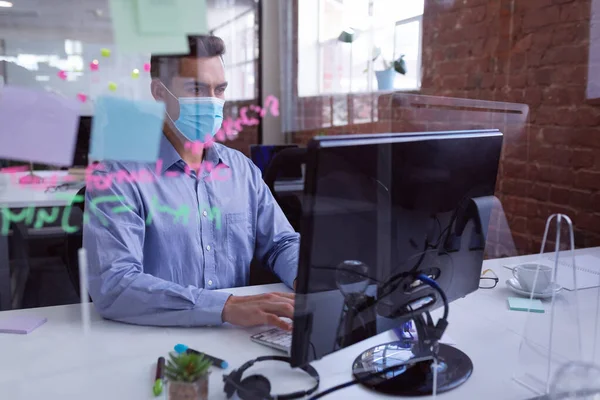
262,147,306,232
63,185,90,301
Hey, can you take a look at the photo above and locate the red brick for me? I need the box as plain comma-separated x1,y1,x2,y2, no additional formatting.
528,68,554,86
572,149,595,168
552,24,589,45
530,164,575,185
541,45,588,65
523,7,560,32
510,216,528,233
573,128,600,148
550,186,572,204
543,86,584,105
519,0,554,11
575,170,600,190
513,34,533,53
502,195,531,215
576,213,600,234
531,183,551,200
528,218,550,236
502,178,531,196
559,1,591,22
531,145,572,167
503,160,528,177
541,127,574,144
524,87,544,106
570,189,595,210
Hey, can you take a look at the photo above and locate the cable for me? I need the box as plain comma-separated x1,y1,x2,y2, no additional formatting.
416,274,449,321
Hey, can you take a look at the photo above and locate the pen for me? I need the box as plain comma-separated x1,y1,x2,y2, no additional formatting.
153,356,165,396
173,344,229,369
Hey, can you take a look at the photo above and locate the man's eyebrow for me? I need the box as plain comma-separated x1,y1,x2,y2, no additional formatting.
216,82,228,89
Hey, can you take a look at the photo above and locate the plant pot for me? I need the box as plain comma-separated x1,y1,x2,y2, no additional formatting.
375,69,396,91
168,375,209,400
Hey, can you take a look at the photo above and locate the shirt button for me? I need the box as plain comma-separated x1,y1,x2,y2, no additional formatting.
208,280,213,286
203,210,208,217
206,245,211,251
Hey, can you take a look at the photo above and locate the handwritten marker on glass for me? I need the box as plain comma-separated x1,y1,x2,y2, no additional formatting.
108,82,118,92
174,344,228,369
78,248,91,334
131,68,140,79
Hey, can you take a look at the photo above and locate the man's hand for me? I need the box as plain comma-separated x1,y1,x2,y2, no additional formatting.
222,292,295,331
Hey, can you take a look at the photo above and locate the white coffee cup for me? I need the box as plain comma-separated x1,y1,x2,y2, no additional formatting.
513,263,553,293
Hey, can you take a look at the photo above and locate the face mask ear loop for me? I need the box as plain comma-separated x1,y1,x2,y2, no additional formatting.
159,81,180,125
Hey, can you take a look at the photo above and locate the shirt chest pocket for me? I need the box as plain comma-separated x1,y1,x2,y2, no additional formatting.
225,212,253,264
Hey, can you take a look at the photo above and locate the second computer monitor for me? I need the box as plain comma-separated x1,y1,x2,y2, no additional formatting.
291,130,503,367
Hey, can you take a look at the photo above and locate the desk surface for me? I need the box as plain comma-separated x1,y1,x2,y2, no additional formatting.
1,249,599,400
0,171,82,208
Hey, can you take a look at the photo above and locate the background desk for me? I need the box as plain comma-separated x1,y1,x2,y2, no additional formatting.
0,171,82,310
0,250,598,399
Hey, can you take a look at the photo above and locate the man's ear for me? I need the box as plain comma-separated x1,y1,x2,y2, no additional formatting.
151,79,166,102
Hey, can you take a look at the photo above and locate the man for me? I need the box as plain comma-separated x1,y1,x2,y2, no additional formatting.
83,35,297,330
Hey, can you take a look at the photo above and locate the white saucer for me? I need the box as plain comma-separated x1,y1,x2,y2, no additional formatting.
506,278,563,299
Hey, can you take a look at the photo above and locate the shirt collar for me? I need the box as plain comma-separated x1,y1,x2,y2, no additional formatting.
157,134,229,173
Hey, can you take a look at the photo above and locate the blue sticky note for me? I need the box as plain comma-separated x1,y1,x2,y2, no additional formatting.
508,297,545,313
90,96,165,163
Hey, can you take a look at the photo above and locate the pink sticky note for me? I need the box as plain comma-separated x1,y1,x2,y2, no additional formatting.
89,62,99,72
57,70,67,80
0,316,47,334
0,86,80,166
144,63,151,72
77,93,88,103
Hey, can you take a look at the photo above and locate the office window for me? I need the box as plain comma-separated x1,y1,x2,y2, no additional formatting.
298,0,424,97
212,10,258,101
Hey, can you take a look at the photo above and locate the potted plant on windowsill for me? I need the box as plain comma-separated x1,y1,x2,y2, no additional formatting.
166,352,212,400
367,47,407,91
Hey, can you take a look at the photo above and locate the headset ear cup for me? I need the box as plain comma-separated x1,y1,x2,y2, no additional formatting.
224,369,242,398
238,374,272,400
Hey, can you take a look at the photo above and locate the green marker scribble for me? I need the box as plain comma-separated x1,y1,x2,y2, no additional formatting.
147,196,190,225
203,207,222,230
33,207,60,229
1,207,36,236
89,195,127,227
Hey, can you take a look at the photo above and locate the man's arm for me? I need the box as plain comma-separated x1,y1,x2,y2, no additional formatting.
251,164,299,288
83,168,230,327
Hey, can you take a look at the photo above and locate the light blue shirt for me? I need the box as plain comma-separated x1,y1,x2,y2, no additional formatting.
82,136,299,326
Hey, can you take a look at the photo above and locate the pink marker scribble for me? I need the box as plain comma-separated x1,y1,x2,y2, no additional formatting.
77,93,88,103
206,164,232,182
143,63,151,72
165,171,180,178
57,71,68,80
0,165,29,173
184,140,205,155
89,62,99,72
239,107,259,126
261,95,280,117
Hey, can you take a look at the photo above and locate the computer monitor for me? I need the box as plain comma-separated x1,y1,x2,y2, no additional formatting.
290,130,503,395
250,144,303,180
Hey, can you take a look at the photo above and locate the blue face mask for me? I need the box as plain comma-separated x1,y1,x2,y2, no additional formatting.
162,83,225,142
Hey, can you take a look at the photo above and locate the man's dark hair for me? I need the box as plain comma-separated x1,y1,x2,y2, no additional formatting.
150,35,226,84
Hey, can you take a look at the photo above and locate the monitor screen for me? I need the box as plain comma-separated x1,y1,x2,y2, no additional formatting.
291,130,503,367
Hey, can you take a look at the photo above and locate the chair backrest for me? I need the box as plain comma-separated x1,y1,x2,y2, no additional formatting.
64,185,89,300
263,147,307,232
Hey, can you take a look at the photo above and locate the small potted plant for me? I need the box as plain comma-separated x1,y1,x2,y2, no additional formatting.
368,47,407,91
165,352,212,400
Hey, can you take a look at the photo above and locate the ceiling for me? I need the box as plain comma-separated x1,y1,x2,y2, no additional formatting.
0,0,257,43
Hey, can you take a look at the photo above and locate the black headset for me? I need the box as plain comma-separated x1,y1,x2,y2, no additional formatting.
223,355,320,400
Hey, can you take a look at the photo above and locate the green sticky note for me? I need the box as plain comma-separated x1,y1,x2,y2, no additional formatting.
100,48,112,57
135,0,180,34
109,0,188,55
108,0,208,55
508,297,545,313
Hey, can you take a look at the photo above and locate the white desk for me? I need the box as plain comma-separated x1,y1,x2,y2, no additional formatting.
0,250,599,400
0,170,83,310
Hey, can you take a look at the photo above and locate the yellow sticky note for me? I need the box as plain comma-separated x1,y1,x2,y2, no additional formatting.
131,69,140,79
100,48,111,57
108,82,118,92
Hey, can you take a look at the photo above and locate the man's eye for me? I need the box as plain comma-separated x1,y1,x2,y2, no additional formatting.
216,88,226,95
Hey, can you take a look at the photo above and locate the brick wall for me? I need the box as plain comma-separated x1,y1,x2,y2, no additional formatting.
290,0,600,254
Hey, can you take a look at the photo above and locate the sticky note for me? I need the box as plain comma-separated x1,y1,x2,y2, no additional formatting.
101,48,112,57
0,316,47,334
108,0,207,55
135,0,180,34
0,86,80,166
90,95,165,162
508,297,545,313
108,82,118,92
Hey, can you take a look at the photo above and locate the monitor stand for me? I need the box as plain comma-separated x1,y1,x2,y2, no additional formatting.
351,313,473,396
